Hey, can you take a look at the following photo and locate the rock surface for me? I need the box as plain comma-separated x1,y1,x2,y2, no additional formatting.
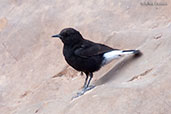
0,0,171,114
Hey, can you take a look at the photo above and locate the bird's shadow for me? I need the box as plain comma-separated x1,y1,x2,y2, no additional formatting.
95,54,141,86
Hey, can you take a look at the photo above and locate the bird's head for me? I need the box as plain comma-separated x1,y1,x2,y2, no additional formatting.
52,28,83,45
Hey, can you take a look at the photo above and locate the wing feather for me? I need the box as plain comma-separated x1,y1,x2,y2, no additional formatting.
74,40,116,58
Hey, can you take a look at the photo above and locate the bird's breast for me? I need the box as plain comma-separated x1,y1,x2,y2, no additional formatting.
63,47,78,65
63,46,103,72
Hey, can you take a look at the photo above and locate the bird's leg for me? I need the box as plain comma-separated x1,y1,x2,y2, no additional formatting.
83,73,89,89
73,72,95,99
84,72,95,91
75,72,89,97
85,72,93,88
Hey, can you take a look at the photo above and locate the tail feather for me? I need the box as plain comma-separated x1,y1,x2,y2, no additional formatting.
123,50,141,56
102,49,141,66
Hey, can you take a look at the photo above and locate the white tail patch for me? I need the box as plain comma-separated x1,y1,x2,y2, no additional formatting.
102,50,134,66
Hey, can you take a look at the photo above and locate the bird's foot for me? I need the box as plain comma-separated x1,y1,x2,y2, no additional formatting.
84,85,95,91
71,90,85,100
71,85,96,100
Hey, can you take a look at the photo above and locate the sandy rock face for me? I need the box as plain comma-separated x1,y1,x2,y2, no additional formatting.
0,0,171,114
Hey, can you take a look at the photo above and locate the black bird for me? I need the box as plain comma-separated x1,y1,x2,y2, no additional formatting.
52,28,141,95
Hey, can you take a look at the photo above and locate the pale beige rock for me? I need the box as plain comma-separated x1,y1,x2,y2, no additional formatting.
0,0,171,114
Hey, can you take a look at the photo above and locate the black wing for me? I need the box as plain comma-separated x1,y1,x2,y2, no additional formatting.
74,40,117,58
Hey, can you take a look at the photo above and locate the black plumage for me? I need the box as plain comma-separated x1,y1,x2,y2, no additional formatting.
52,28,141,93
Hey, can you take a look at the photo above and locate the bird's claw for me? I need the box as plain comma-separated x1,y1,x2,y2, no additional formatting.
71,85,96,100
84,85,95,91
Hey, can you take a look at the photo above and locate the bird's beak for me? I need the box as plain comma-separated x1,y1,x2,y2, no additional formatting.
52,34,62,38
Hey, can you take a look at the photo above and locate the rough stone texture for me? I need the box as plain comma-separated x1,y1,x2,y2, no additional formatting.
0,0,171,114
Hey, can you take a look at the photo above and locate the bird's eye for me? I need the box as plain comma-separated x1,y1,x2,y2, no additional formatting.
64,33,70,37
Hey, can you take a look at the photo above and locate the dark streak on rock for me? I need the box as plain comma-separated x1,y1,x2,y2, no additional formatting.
128,68,153,81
